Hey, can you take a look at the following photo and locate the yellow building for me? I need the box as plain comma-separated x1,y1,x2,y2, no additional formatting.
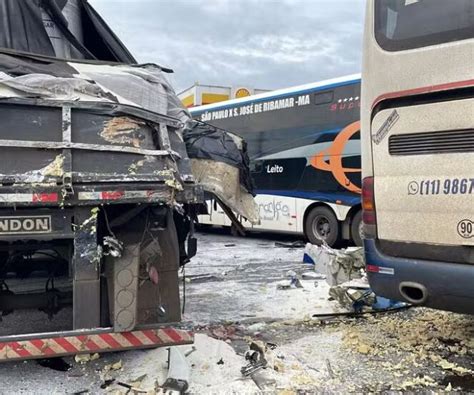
178,83,269,108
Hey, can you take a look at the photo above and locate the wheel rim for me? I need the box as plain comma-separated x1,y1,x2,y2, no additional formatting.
312,215,331,241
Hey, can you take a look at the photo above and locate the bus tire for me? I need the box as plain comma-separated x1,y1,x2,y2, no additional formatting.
304,206,340,247
351,210,363,247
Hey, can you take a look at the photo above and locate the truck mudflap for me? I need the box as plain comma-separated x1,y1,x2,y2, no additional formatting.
0,326,193,362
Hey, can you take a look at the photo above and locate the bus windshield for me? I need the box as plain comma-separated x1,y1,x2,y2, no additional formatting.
375,0,474,51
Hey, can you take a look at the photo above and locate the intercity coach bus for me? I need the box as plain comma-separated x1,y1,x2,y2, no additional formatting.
362,0,474,313
190,75,362,247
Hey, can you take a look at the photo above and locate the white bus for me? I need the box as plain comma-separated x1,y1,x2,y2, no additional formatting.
190,75,362,247
362,0,474,313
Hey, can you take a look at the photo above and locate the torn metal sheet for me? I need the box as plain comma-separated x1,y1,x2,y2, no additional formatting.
191,159,259,224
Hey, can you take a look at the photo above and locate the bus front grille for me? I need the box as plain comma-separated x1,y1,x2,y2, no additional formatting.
389,129,474,156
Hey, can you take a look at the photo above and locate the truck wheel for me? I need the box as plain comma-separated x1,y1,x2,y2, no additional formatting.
351,210,363,247
304,206,340,247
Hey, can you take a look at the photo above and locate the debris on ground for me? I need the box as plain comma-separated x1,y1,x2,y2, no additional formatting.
199,324,240,341
163,348,190,393
275,241,306,249
5,233,474,393
339,308,474,391
74,353,100,365
303,242,407,313
116,374,151,393
241,341,269,377
329,283,375,311
103,360,123,372
306,243,365,286
277,270,304,290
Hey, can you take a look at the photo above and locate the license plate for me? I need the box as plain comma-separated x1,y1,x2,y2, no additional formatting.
0,216,52,234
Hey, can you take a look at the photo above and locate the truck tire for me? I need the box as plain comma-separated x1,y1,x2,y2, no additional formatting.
351,210,363,247
304,206,340,247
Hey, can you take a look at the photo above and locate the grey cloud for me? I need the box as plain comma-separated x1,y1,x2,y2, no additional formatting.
89,0,365,92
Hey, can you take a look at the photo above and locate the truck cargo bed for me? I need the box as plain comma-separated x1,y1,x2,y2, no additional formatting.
0,98,197,207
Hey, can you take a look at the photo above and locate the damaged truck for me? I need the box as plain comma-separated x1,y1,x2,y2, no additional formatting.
0,0,257,362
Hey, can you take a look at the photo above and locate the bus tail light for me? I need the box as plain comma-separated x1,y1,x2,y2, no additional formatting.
362,177,377,238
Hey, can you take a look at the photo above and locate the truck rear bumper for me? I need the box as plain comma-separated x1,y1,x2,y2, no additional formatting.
0,326,193,362
365,239,474,314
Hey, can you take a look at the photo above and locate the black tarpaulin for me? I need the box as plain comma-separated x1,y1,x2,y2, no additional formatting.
184,122,255,195
0,0,136,63
0,51,77,77
81,1,136,63
0,1,55,57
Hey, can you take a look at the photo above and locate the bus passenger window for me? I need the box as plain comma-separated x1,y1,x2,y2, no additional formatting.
313,91,334,105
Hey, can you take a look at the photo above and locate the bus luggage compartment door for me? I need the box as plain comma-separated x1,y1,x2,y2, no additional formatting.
371,98,474,246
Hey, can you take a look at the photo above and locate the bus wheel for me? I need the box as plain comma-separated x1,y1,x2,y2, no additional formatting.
351,210,363,247
305,206,340,247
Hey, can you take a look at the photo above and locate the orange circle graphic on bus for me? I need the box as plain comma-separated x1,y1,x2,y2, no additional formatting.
310,121,361,194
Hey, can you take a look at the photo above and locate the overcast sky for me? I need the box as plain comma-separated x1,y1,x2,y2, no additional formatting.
89,0,365,93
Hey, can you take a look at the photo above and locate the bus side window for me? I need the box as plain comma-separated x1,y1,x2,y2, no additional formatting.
314,91,334,105
251,161,263,173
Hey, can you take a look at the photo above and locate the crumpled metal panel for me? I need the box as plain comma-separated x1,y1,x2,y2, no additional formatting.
190,159,259,224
